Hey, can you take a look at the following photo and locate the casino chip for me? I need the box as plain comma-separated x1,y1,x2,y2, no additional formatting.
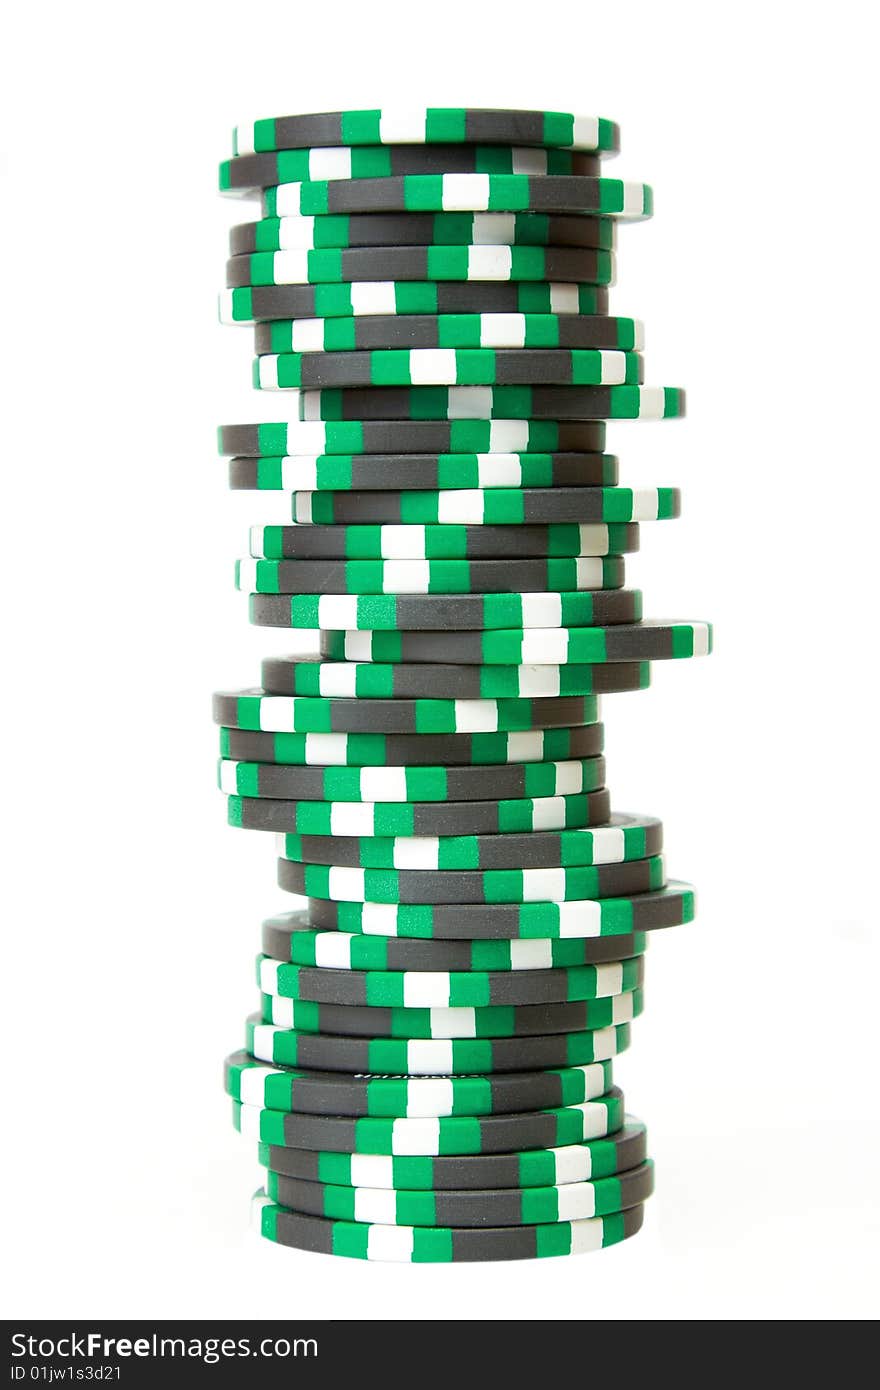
212,105,710,1260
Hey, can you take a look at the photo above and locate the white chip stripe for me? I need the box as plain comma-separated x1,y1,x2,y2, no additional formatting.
402,972,452,1007
480,315,526,348
378,108,430,143
409,349,457,385
441,173,491,211
366,1225,416,1261
637,386,665,420
393,837,440,870
549,284,582,314
404,1079,457,1118
621,181,648,217
349,282,400,315
288,320,326,351
466,245,514,279
520,629,568,663
235,122,256,156
360,766,409,800
473,214,516,244
236,559,258,591
272,249,311,280
405,1040,455,1072
272,182,306,217
428,1008,477,1038
276,216,316,250
354,1188,399,1225
239,1065,285,1107
328,802,376,834
249,1023,280,1062
348,1154,396,1185
218,291,241,325
306,148,353,180
691,622,712,656
391,1117,441,1155
572,115,601,148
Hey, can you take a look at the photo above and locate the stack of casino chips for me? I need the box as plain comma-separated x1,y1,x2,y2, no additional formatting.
213,107,711,1264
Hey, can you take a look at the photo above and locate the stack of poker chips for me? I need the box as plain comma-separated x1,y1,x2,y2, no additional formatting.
213,107,711,1264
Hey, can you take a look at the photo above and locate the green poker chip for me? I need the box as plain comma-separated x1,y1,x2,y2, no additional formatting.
303,883,696,941
256,346,640,390
224,1050,614,1117
250,1192,645,1261
227,450,621,493
228,788,611,839
228,245,614,288
232,109,620,156
220,281,610,323
217,419,606,456
247,1017,632,1075
221,143,602,192
254,313,639,354
257,1118,647,1190
294,383,682,422
256,174,651,218
260,988,644,1039
217,722,603,768
319,620,713,664
233,1083,625,1154
251,520,638,558
273,813,661,871
265,1157,654,1225
250,592,640,632
257,951,646,1006
230,211,619,254
284,485,672,525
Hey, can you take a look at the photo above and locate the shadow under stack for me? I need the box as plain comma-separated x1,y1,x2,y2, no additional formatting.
213,106,711,1263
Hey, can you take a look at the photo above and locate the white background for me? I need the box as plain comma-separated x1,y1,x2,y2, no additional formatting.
2,0,878,1321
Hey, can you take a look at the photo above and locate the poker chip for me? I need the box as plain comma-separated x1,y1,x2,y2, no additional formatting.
232,109,620,156
212,106,709,1260
229,789,612,839
264,1157,654,1224
220,282,610,324
217,418,606,455
257,953,647,1005
221,145,602,193
253,174,652,218
254,314,640,353
227,450,621,492
256,657,645,699
227,245,615,287
250,520,639,558
247,1019,632,1074
218,722,604,767
233,1084,626,1153
301,884,696,941
251,1192,645,1261
257,1117,647,1189
318,620,712,665
259,988,644,1039
230,212,619,254
224,1051,615,1116
259,914,649,969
